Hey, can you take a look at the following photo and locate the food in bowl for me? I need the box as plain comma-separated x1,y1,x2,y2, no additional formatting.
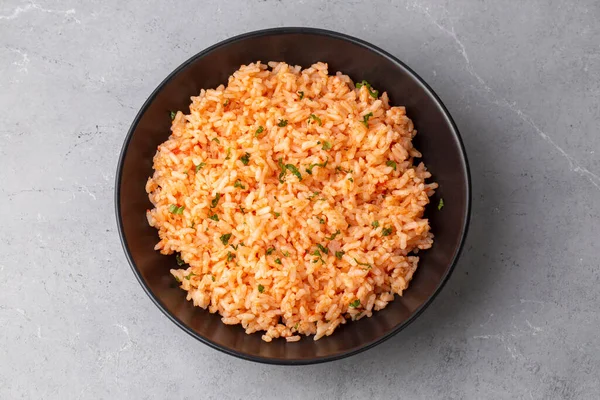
145,61,437,342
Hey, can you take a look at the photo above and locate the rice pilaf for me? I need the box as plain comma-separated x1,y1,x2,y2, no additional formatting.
146,61,437,342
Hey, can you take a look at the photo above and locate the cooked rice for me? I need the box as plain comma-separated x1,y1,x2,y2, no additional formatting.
146,61,437,341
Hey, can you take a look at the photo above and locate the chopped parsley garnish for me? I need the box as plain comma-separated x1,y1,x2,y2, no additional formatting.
274,258,282,265
208,214,219,222
170,111,176,120
361,112,373,127
234,179,245,189
386,160,397,171
438,198,444,210
318,218,325,224
279,162,302,182
176,254,185,266
308,114,322,126
219,233,232,245
225,147,232,160
266,247,276,255
227,252,235,262
311,249,325,264
239,206,246,214
306,159,328,175
273,212,281,218
309,192,320,200
349,299,361,308
195,162,206,172
211,275,216,282
184,272,197,280
258,284,265,293
240,152,250,165
353,258,372,269
282,251,290,257
298,91,304,99
190,221,196,229
355,80,379,98
335,251,345,260
321,141,332,150
325,230,341,240
371,220,380,228
316,243,329,254
168,204,185,215
211,137,220,144
174,275,181,283
223,99,230,106
210,193,221,208
335,166,352,174
277,119,288,127
348,177,354,182
230,242,244,250
255,126,264,137
381,227,394,237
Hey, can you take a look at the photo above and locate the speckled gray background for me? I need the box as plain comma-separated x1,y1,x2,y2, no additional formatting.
1,0,599,398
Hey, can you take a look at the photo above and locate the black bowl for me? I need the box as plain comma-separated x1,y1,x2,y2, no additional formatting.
115,27,470,365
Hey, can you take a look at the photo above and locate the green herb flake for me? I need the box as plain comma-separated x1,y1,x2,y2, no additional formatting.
306,159,328,175
293,322,299,330
207,214,218,222
255,126,264,137
381,227,394,237
210,193,221,208
170,111,176,120
361,112,373,127
282,251,290,257
335,251,345,260
284,164,302,181
316,243,329,254
298,91,304,100
277,119,288,127
318,218,325,224
371,220,380,228
211,275,216,282
190,221,196,229
184,272,197,280
325,230,341,241
321,141,332,151
309,192,320,200
174,275,181,283
353,258,372,269
308,114,322,126
211,137,220,144
438,198,445,211
227,252,235,262
348,177,354,182
239,206,246,214
273,212,281,218
176,254,185,266
349,299,361,308
258,284,265,293
335,165,351,174
386,160,397,171
266,247,276,256
225,147,232,160
274,258,282,265
168,204,185,215
223,99,230,106
195,162,206,172
355,80,379,98
234,179,246,189
219,233,232,246
240,152,250,166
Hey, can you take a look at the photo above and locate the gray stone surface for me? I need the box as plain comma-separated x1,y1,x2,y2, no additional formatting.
1,0,599,398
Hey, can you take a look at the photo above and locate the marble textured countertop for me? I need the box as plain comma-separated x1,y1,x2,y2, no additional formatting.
1,0,599,398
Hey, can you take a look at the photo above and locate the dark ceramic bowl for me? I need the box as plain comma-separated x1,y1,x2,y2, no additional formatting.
115,27,470,365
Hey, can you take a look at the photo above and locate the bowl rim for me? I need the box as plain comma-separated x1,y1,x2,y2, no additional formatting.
115,26,472,365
